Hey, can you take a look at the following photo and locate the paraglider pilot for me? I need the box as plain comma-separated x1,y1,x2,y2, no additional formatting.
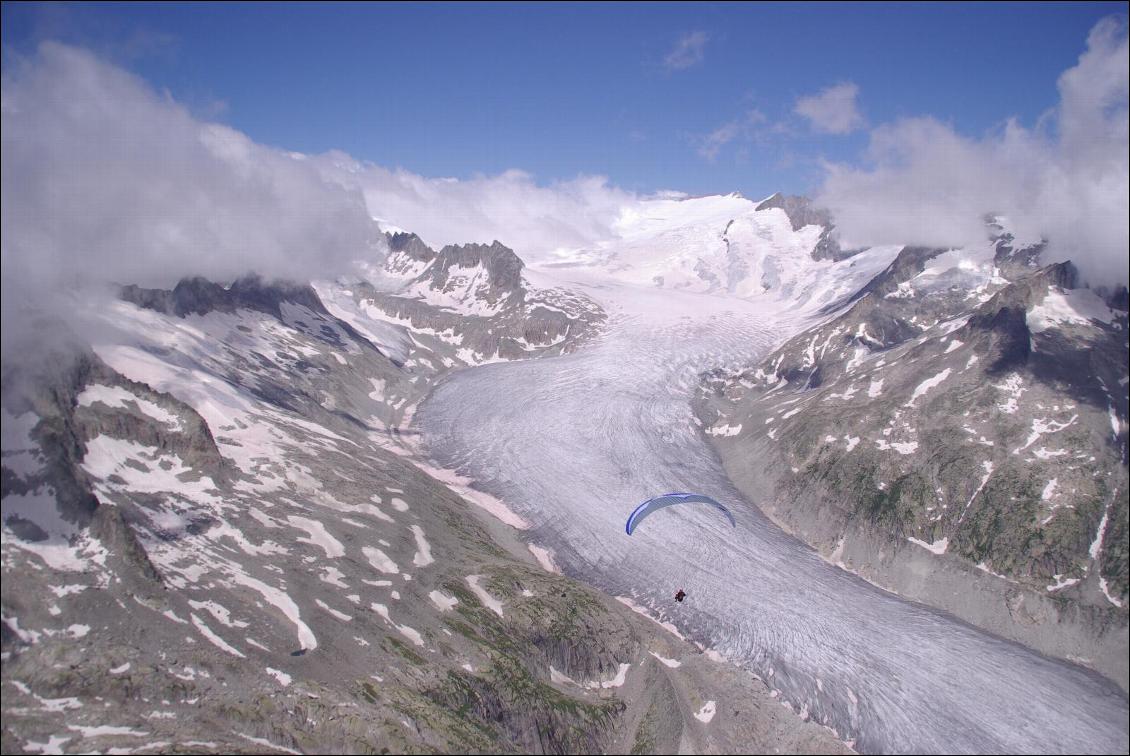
624,493,735,609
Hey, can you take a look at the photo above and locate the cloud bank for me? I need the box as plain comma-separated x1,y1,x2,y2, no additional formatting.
0,42,638,290
795,82,864,135
817,18,1128,287
1,43,381,294
324,159,636,260
0,42,640,358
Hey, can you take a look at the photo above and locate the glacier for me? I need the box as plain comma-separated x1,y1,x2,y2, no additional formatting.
415,197,1129,753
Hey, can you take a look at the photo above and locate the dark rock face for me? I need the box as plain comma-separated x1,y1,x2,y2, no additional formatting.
171,277,235,317
90,501,165,587
120,277,230,318
962,263,1085,374
754,193,854,262
811,227,847,262
847,246,949,304
388,231,437,262
964,305,1032,373
988,216,1046,281
754,193,833,233
849,295,922,350
122,275,387,360
3,516,48,542
117,284,175,315
122,275,331,321
1102,286,1129,312
227,274,330,320
427,241,526,304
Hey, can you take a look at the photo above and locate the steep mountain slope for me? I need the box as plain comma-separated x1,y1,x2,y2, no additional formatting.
1,244,848,754
698,227,1129,685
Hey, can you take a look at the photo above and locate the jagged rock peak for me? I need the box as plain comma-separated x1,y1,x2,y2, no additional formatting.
754,192,851,263
976,261,1081,316
387,231,436,262
432,240,525,293
754,193,833,232
959,261,1081,373
1039,260,1080,290
118,276,230,318
171,277,231,316
227,274,329,319
985,217,1046,277
120,274,330,320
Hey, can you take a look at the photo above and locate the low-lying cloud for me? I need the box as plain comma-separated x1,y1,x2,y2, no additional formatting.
1,42,639,293
0,42,640,358
817,18,1128,287
1,42,381,294
324,159,636,260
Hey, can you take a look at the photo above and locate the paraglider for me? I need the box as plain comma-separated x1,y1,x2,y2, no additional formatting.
624,492,735,535
625,492,735,603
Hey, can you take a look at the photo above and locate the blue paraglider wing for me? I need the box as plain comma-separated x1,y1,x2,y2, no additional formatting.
625,493,736,535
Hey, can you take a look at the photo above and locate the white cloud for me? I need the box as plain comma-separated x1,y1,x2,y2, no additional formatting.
664,31,709,72
794,82,864,135
1,42,395,362
323,160,637,260
696,110,766,162
1,42,381,294
816,18,1128,287
698,121,742,162
0,42,640,289
0,42,645,359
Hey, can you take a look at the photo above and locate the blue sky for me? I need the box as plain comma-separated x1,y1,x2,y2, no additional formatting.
1,1,1123,198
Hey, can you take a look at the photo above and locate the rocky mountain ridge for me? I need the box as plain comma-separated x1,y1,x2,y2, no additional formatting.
319,233,606,368
2,241,847,754
697,226,1129,687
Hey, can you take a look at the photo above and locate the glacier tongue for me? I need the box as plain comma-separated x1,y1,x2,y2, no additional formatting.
416,267,1129,755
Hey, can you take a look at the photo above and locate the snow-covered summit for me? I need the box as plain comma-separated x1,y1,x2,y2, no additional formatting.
540,192,898,314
